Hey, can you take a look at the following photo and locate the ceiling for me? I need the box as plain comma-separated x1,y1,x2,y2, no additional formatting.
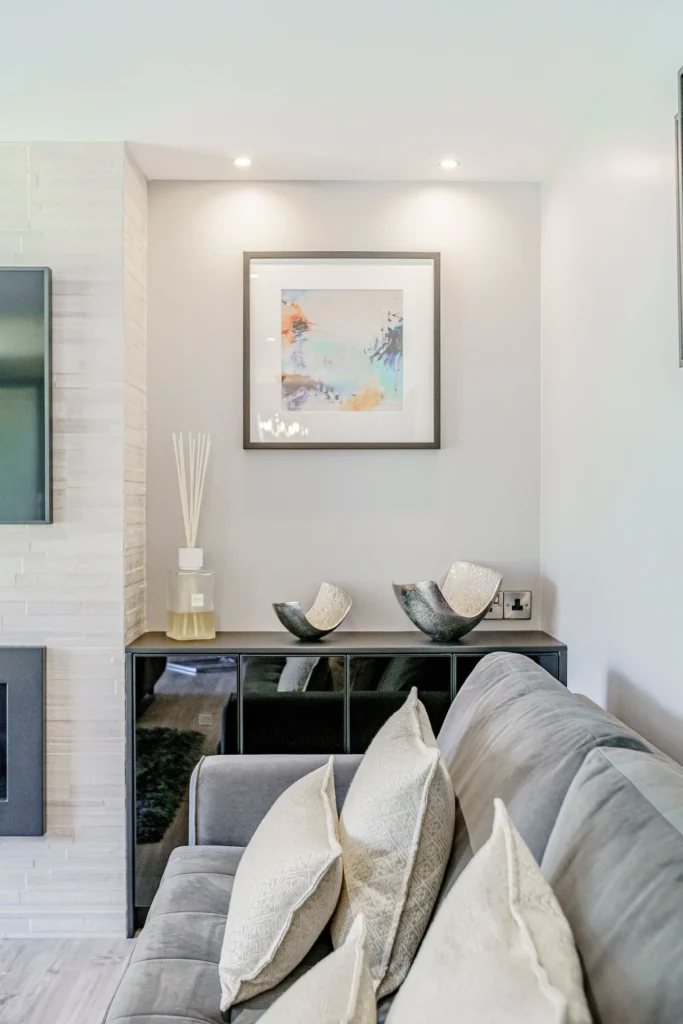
1,0,681,181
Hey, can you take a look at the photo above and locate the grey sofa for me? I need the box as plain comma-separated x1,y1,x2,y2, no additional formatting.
105,651,683,1024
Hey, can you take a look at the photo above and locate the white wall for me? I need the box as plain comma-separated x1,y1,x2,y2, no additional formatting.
0,143,146,937
541,136,683,760
147,181,541,630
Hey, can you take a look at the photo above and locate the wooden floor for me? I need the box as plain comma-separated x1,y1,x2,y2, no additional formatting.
0,939,134,1024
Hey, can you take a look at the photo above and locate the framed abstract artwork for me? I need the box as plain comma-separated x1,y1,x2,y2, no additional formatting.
243,252,440,448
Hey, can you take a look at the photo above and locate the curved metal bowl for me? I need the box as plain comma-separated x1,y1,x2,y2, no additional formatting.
392,561,502,642
273,582,352,641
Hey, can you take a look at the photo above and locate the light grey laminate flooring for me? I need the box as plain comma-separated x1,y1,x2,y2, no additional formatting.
0,939,134,1024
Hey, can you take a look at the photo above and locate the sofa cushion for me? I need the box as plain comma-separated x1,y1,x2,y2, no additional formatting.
331,689,455,999
257,915,375,1024
387,800,591,1024
219,758,343,1013
106,844,333,1024
228,934,335,1023
541,746,683,1024
437,652,651,884
105,845,245,1024
147,846,244,919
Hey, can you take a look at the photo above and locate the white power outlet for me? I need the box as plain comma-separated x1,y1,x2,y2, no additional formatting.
484,592,504,620
503,591,532,619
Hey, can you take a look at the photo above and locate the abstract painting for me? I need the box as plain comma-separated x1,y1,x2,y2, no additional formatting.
244,252,440,449
281,289,403,412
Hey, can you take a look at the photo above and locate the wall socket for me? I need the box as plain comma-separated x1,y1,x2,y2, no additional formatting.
484,592,504,620
503,591,532,619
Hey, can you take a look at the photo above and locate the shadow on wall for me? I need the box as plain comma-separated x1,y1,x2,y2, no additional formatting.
607,670,683,765
540,575,558,634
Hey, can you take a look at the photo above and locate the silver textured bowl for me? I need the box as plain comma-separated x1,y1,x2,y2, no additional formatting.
393,561,502,642
273,582,352,640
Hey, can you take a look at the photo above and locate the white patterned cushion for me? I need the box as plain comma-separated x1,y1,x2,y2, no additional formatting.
219,758,342,1012
258,914,376,1024
386,799,592,1024
330,688,455,998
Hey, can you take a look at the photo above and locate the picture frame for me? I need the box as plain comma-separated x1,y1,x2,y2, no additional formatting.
243,251,440,449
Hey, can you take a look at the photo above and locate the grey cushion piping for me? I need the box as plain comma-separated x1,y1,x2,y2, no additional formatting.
146,909,227,919
130,956,221,968
107,1017,218,1023
188,756,205,846
161,868,237,879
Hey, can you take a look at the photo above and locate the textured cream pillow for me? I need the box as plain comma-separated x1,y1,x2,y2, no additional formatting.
386,799,592,1024
330,688,455,998
219,757,342,1013
258,914,375,1024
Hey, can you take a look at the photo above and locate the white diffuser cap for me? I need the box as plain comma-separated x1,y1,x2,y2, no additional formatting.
179,547,203,570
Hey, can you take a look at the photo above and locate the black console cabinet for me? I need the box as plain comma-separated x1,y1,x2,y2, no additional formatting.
125,630,566,933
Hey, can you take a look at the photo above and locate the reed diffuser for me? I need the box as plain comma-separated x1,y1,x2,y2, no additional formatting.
166,431,216,641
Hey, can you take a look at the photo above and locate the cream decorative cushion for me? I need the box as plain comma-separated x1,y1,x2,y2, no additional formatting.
219,757,343,1013
330,688,455,998
386,799,592,1024
258,914,376,1024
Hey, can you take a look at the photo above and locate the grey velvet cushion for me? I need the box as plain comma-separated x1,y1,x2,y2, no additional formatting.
105,846,242,1024
437,652,651,883
541,747,683,1024
105,845,333,1024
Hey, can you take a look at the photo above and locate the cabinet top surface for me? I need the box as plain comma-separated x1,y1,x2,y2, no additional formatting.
127,629,565,655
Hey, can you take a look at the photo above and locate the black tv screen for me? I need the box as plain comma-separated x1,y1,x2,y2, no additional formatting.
0,268,51,523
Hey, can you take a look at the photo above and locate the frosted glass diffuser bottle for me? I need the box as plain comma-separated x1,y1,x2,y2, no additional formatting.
166,431,216,641
167,547,216,641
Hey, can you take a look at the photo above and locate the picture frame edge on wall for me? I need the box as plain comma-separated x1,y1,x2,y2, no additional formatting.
676,75,683,366
242,251,441,450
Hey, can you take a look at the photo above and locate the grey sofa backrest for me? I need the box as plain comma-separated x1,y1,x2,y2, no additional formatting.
189,754,362,847
542,747,683,1024
437,652,651,866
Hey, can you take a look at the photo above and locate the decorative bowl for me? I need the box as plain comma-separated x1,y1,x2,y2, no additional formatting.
392,561,503,642
273,582,352,640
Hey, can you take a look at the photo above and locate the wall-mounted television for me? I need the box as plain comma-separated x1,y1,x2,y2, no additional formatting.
0,268,51,523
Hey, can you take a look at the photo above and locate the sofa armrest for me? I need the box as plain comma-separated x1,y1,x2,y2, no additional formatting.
189,753,363,847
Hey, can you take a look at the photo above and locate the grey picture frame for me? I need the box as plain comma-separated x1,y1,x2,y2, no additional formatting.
0,266,53,522
243,251,441,449
0,647,45,837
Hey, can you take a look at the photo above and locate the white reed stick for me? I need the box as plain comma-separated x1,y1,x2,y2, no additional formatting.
172,433,190,547
192,435,211,546
172,431,211,548
191,432,202,546
191,432,202,545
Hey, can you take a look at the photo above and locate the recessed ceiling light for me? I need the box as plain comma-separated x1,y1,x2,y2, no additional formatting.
250,273,259,279
439,158,460,170
233,156,252,168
